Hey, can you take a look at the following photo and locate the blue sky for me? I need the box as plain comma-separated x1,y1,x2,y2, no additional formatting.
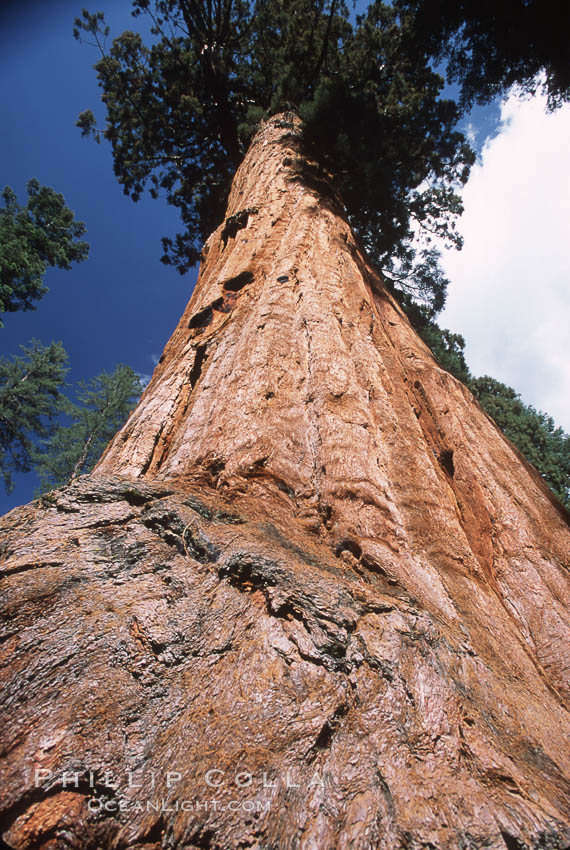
1,1,568,515
1,0,195,513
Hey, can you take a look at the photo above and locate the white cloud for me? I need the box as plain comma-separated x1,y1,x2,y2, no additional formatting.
463,121,478,147
135,371,151,389
439,90,570,431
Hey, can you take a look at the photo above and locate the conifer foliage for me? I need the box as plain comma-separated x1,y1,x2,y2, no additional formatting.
469,377,570,506
0,180,89,326
33,365,142,492
74,0,474,309
0,341,68,493
396,0,570,112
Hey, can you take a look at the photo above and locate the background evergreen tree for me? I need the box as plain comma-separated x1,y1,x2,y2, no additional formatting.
469,376,570,506
74,0,474,311
33,364,142,491
0,179,89,326
0,341,68,493
402,299,471,384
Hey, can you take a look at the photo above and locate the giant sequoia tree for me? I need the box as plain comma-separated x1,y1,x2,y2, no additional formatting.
74,0,474,309
0,4,569,849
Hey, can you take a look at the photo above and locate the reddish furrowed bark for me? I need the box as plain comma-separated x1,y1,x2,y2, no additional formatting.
1,114,569,850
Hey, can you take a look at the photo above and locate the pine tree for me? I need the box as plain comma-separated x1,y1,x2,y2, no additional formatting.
470,376,570,506
0,179,89,326
0,340,68,493
33,364,142,491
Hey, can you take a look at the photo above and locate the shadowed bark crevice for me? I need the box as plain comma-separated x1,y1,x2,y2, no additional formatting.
1,114,569,850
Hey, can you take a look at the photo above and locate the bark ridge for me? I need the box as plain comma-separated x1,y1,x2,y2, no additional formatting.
1,115,569,850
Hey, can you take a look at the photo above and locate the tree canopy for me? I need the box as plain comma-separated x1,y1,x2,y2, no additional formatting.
0,340,68,493
469,376,570,507
0,179,89,326
33,364,142,492
0,347,142,496
74,0,474,312
395,0,570,112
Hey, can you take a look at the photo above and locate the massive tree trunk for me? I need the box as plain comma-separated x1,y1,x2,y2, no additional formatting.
1,114,569,850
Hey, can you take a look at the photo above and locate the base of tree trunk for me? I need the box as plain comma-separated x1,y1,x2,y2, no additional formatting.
1,474,569,849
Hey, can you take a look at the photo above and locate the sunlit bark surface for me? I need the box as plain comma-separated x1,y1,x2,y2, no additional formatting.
1,114,569,850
